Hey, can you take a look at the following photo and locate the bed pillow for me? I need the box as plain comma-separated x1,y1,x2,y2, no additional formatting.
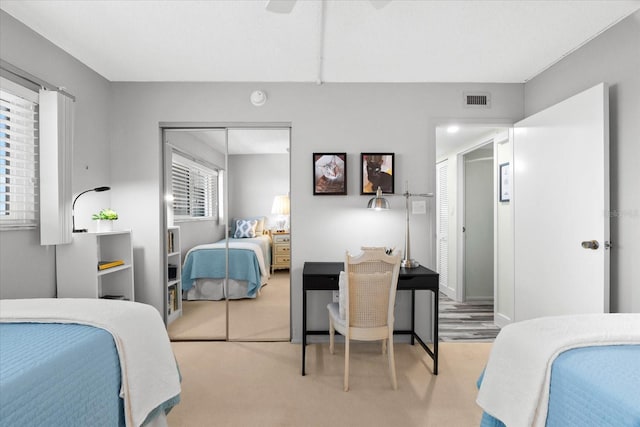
230,216,266,236
234,219,258,238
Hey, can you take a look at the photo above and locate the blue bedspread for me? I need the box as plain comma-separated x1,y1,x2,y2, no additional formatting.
182,247,262,296
480,345,640,427
0,323,124,427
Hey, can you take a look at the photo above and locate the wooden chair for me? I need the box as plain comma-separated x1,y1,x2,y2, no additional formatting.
327,247,401,391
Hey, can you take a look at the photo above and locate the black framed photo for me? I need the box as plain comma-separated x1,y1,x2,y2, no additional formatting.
361,153,394,195
499,162,511,202
313,153,347,195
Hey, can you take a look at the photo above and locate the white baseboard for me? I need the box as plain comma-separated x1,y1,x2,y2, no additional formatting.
494,312,511,328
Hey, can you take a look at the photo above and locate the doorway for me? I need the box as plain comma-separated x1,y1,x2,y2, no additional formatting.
162,125,291,342
462,143,494,301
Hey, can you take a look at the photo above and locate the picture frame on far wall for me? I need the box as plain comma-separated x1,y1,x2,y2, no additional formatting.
313,153,347,195
499,162,511,202
361,153,394,195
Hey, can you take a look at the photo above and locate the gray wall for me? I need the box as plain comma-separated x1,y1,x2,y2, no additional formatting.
228,153,289,230
524,10,640,313
4,8,635,343
0,11,112,298
108,82,522,341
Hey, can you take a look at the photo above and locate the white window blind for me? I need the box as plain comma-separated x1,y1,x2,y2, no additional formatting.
171,152,218,220
0,83,39,229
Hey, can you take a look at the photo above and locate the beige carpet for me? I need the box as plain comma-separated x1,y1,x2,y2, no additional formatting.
168,271,290,341
168,341,492,427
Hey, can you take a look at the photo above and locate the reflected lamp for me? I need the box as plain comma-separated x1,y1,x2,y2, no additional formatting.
271,194,290,231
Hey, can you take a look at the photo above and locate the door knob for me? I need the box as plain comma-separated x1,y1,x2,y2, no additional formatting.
581,240,599,250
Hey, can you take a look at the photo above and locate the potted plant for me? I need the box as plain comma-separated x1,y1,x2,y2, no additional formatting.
92,208,118,232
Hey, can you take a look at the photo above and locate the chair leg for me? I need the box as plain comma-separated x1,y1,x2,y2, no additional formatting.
382,338,387,354
344,337,350,391
387,335,398,390
329,316,335,355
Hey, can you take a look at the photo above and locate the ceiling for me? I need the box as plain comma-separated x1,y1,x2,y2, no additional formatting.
2,1,637,154
1,0,638,84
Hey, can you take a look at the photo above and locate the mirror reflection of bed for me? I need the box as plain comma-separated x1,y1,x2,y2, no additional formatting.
164,127,290,342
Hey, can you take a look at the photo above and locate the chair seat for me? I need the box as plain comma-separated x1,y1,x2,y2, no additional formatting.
327,302,345,328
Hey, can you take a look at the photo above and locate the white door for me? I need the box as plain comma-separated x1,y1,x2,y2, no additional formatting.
514,83,609,321
436,161,452,296
463,147,494,301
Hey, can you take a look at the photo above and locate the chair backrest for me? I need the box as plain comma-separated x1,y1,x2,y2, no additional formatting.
345,247,401,328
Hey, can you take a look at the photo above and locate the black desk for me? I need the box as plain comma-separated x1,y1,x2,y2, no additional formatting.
302,262,439,376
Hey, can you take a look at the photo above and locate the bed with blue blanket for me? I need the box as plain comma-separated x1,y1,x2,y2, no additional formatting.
0,299,181,427
477,314,640,427
479,345,640,427
182,234,271,300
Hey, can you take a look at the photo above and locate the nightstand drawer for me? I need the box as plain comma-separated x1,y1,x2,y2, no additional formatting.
274,245,290,255
274,255,290,265
273,234,290,244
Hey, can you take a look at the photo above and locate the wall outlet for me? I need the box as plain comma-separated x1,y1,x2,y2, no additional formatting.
332,290,340,303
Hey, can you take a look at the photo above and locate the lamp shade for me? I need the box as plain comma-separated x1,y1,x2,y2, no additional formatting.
367,187,390,210
271,195,290,215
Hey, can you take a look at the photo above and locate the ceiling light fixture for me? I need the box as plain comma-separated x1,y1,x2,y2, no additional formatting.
447,125,460,134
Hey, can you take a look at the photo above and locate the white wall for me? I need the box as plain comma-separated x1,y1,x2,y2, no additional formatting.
0,11,111,298
524,10,640,313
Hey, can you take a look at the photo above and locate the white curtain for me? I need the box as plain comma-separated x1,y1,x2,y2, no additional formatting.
39,89,74,245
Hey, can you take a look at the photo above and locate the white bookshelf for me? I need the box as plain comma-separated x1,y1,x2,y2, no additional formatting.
56,230,134,301
167,226,182,323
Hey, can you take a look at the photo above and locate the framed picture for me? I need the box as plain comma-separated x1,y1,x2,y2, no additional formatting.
313,153,347,195
361,153,394,195
499,162,511,202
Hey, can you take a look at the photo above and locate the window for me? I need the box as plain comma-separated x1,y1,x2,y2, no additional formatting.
171,152,218,220
0,81,39,230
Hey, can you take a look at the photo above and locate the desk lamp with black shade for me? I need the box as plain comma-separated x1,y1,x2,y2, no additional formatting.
72,186,110,233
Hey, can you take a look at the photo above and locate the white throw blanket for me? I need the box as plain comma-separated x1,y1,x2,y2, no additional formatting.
186,241,269,280
477,313,640,427
0,298,181,427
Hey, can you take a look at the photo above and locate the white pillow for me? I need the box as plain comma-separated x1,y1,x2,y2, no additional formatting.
338,271,346,319
234,219,258,238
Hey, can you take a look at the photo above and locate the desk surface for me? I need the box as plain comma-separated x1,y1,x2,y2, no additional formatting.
303,262,439,291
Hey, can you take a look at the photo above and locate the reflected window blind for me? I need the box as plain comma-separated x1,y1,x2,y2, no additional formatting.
0,87,39,229
171,153,217,219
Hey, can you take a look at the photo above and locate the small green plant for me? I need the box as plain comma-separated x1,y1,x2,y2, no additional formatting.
92,208,118,220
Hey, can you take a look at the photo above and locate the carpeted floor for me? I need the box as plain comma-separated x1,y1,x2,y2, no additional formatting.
168,271,290,341
439,293,501,342
167,341,492,427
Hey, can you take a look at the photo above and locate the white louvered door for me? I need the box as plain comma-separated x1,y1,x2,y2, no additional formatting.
436,160,451,295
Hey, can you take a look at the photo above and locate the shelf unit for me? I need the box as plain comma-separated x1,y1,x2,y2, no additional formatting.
56,230,134,301
167,226,182,324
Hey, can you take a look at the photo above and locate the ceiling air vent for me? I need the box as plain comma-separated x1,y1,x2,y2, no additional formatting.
464,92,491,108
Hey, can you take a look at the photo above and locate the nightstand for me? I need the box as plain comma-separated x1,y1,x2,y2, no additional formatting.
271,231,290,274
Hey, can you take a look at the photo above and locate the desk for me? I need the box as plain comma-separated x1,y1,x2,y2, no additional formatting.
302,262,439,376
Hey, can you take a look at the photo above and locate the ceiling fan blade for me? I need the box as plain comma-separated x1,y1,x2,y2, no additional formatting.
369,0,391,9
265,0,297,14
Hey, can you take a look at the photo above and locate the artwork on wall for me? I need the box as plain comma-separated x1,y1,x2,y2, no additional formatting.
499,162,511,202
361,153,394,195
313,153,347,195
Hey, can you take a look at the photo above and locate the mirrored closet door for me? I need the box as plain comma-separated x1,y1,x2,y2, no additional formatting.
163,126,291,342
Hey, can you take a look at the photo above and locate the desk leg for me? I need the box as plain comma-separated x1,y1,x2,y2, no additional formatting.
433,289,439,375
302,288,307,376
410,289,415,345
